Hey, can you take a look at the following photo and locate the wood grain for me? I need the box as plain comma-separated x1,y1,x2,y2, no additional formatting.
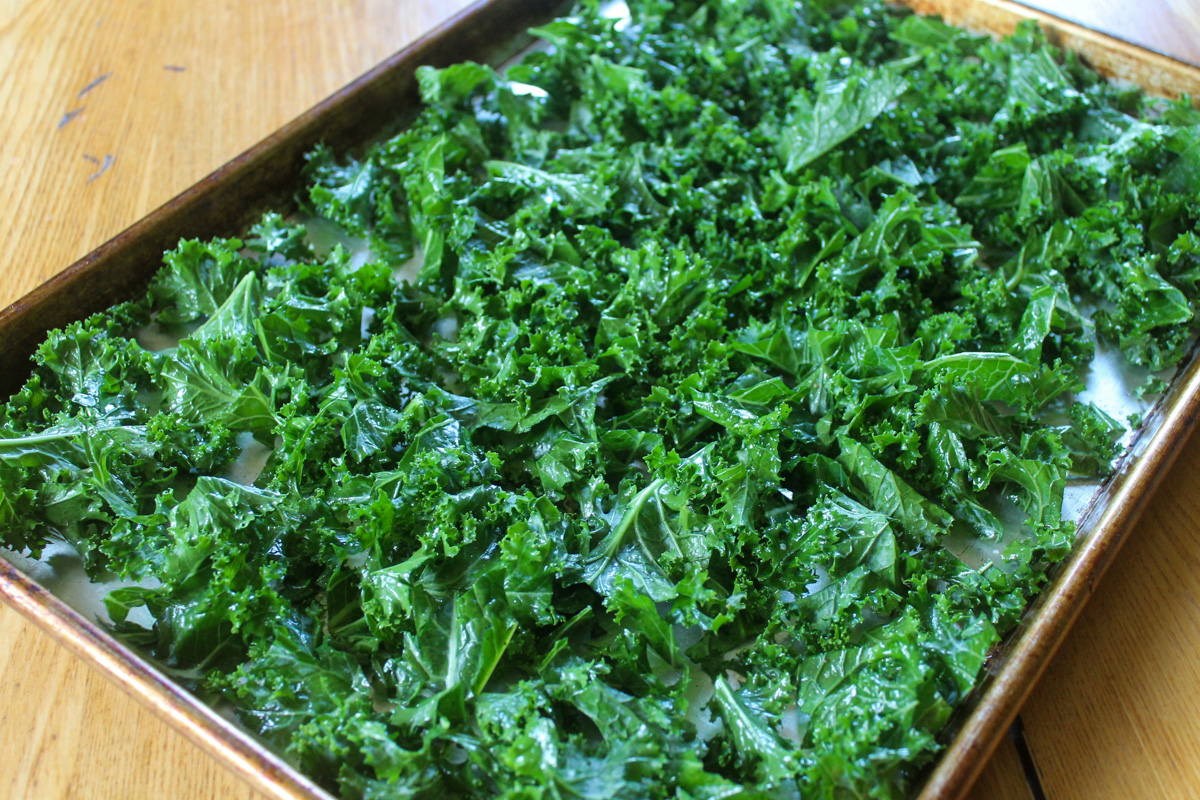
0,1,1198,799
968,734,1035,800
1022,434,1200,800
0,601,259,799
0,2,473,799
0,0,473,310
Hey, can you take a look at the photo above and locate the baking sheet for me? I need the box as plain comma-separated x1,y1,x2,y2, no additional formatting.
0,0,1171,674
1,2,1198,800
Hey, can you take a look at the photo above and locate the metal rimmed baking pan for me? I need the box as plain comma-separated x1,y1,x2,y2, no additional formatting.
1,1,1199,798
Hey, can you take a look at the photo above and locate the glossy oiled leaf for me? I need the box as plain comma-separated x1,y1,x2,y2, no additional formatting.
581,476,713,602
779,65,909,173
4,1,1200,798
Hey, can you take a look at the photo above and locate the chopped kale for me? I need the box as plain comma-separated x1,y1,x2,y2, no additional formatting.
4,1,1200,797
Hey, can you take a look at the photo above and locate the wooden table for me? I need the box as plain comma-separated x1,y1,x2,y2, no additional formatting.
0,2,1198,798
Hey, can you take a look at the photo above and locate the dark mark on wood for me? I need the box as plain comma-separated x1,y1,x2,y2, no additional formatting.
163,65,187,72
1009,716,1048,800
82,154,101,165
57,108,85,129
87,154,115,183
77,72,112,98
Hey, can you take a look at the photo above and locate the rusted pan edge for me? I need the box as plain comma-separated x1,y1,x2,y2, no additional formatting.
886,5,1200,796
1,1,1197,799
0,0,567,401
902,0,1200,101
0,558,336,800
916,353,1200,800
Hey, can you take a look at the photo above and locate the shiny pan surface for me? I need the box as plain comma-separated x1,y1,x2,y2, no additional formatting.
1,1,1198,798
